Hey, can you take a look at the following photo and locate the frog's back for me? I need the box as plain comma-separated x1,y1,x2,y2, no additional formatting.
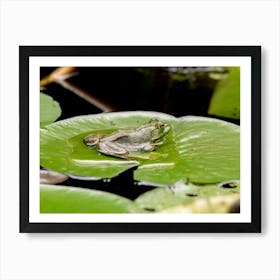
115,129,152,145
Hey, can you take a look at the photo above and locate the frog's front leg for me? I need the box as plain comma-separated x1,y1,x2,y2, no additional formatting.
142,143,156,152
96,142,129,159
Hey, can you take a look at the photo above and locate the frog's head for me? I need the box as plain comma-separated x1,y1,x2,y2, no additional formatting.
150,119,171,141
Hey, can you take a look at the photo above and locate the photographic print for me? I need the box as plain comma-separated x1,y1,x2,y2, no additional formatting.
20,46,261,232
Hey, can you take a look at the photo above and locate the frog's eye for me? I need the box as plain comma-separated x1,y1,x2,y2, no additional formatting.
159,124,165,129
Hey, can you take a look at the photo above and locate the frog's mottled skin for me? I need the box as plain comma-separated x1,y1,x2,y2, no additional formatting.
84,119,170,159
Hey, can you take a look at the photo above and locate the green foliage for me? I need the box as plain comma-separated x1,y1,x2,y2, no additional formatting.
40,111,240,185
134,115,240,184
40,112,174,179
40,182,240,214
40,185,143,213
40,92,61,127
135,182,240,212
208,67,240,119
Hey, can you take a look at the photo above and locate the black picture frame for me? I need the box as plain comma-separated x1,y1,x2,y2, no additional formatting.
20,46,261,233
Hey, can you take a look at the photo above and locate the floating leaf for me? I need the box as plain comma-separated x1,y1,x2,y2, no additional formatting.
40,185,143,213
40,170,68,185
134,116,240,184
135,182,240,212
40,111,239,185
208,67,240,119
40,112,176,179
40,92,61,127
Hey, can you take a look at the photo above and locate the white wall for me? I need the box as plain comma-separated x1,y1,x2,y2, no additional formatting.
0,0,279,279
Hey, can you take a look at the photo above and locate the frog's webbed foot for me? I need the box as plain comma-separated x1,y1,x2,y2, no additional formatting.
152,141,163,146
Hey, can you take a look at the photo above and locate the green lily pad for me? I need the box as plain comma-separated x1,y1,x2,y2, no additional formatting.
134,116,240,184
208,67,240,119
40,111,176,179
40,92,61,127
40,185,143,213
135,182,240,212
40,111,239,185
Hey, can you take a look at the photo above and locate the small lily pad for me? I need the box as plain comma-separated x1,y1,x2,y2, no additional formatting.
40,92,61,127
208,67,240,119
40,169,68,185
40,185,143,213
135,182,240,212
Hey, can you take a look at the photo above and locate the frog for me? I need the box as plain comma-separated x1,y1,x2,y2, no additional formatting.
83,119,171,159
